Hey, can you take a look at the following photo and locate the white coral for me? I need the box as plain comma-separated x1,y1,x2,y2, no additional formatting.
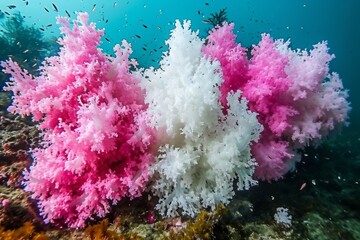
142,20,262,217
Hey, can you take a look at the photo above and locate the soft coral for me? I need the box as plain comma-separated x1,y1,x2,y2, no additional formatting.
203,24,350,181
2,12,155,228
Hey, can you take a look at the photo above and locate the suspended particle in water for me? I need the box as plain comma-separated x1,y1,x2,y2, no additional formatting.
143,4,146,8
159,9,163,14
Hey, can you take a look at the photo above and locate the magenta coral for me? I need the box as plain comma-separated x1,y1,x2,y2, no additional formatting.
202,22,249,107
203,24,350,181
2,12,154,228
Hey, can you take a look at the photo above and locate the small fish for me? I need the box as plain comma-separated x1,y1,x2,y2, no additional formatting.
7,5,16,9
205,2,209,5
300,182,306,190
26,1,28,6
4,11,10,16
135,34,141,39
52,3,58,12
105,37,110,42
44,7,49,13
92,4,96,12
23,49,29,53
105,19,108,23
32,63,37,67
23,59,28,63
46,24,52,27
142,24,148,28
202,19,210,24
113,2,117,7
65,10,71,18
142,47,147,51
39,27,45,31
197,10,201,15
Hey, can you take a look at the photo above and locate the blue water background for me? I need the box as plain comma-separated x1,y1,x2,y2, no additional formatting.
1,0,359,131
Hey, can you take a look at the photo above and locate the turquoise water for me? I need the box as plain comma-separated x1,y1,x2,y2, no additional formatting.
1,0,358,128
0,1,359,238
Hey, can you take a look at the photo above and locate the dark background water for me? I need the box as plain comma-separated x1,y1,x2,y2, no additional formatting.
1,0,359,133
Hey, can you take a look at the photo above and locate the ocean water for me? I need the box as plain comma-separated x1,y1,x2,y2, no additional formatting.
0,0,359,239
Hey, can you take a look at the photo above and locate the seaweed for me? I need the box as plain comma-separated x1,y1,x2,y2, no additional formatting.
83,220,143,240
167,204,227,240
0,221,49,240
203,8,229,28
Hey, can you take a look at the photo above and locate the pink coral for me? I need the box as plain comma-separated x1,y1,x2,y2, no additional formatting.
202,22,249,107
203,24,350,181
2,12,154,228
244,34,299,180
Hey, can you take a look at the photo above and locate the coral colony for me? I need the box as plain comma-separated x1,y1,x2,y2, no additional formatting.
1,12,350,228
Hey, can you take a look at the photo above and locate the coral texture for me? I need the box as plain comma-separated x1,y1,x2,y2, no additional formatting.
1,11,351,227
2,13,154,228
142,20,262,217
203,23,351,181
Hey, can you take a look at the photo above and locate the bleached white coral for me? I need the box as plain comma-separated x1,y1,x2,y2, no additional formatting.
274,207,292,226
142,20,262,217
143,20,222,140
